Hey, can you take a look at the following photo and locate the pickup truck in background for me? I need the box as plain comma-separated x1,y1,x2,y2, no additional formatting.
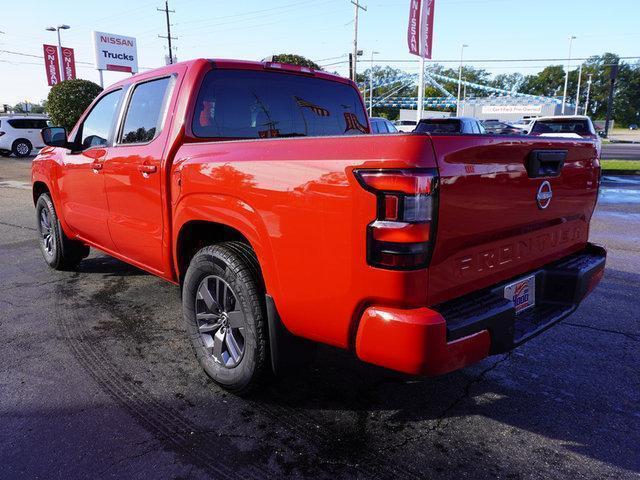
32,59,606,394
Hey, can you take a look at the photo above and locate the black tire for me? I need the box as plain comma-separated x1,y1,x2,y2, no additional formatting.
0,150,11,157
35,193,90,270
182,242,268,394
12,139,32,157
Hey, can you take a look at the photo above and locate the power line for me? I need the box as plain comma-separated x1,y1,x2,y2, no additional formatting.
326,55,640,65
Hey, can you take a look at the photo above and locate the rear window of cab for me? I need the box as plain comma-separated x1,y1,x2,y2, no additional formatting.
531,119,593,135
192,70,369,139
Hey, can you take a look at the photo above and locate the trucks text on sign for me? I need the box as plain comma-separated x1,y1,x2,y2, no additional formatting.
92,31,138,73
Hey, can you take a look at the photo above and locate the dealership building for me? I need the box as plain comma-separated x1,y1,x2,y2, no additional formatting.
459,95,572,123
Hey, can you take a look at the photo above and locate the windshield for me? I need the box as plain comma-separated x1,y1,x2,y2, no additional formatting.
415,119,461,134
193,69,369,139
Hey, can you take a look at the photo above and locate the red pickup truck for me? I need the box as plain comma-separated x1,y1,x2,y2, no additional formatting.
33,59,605,394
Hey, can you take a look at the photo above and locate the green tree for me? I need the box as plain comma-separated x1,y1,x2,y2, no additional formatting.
271,54,320,70
519,65,566,97
490,72,525,92
46,79,103,131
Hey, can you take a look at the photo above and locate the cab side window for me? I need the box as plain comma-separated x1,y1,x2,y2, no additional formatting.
119,77,172,144
79,89,123,149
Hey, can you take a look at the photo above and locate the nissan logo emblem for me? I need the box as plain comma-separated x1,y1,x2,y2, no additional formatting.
536,181,553,209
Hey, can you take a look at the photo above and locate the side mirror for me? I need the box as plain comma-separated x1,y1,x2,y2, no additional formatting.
41,127,70,149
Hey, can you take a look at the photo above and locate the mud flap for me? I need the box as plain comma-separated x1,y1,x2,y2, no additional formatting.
265,294,317,375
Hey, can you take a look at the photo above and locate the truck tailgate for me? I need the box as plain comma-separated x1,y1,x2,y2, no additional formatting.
427,135,600,305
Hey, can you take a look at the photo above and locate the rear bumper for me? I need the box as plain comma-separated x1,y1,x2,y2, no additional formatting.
355,243,606,376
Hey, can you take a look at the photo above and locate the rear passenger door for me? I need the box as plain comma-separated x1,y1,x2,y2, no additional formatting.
103,75,176,274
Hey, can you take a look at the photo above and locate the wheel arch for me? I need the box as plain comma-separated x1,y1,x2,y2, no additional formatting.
173,204,280,298
176,220,252,281
32,180,50,205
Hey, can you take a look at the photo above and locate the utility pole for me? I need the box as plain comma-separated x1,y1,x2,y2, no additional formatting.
574,63,583,115
561,35,576,115
604,62,619,138
158,0,177,64
351,0,366,81
584,74,593,115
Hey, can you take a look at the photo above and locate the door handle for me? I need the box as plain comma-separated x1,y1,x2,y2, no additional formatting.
138,164,157,175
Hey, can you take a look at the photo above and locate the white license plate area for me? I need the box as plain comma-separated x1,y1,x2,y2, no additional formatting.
503,275,536,314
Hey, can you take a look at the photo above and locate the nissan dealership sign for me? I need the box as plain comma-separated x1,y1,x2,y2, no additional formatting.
93,31,138,73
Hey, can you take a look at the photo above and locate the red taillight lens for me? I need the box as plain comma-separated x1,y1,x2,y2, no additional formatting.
355,169,438,270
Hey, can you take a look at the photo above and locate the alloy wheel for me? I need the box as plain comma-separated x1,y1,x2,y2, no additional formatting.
39,208,53,255
195,275,246,368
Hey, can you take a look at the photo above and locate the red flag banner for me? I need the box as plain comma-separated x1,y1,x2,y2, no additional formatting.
407,0,421,56
407,0,435,59
43,44,61,86
421,0,435,59
61,47,76,80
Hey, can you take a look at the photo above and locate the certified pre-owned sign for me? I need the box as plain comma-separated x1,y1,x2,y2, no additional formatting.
93,31,138,73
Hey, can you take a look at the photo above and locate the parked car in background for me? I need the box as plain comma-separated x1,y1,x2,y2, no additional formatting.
629,124,638,130
0,116,50,157
370,117,398,134
393,119,417,132
415,117,486,134
481,119,524,135
528,116,598,140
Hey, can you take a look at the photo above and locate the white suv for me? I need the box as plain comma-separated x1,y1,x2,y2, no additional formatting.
0,116,50,157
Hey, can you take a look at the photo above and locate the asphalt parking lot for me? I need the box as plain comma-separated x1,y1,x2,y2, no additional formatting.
1,158,639,479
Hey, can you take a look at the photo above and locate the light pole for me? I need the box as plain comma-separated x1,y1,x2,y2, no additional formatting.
561,35,576,115
369,50,379,117
584,74,593,115
574,63,583,115
456,44,468,116
46,24,70,81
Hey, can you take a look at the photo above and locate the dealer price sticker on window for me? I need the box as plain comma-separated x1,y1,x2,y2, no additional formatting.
504,275,536,314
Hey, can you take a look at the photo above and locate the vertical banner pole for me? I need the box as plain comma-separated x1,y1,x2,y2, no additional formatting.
98,69,104,88
417,56,425,123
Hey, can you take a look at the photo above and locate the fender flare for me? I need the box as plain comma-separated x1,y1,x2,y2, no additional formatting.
172,193,282,300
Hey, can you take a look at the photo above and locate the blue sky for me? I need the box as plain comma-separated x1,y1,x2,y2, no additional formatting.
0,0,638,104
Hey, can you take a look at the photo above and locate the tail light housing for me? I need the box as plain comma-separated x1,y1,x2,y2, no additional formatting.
355,169,438,270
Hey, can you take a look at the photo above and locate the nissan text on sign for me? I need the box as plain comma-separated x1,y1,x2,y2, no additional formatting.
93,31,138,73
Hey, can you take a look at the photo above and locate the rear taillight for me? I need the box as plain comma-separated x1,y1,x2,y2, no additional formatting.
355,169,438,270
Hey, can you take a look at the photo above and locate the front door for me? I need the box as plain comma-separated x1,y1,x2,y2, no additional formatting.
103,76,175,274
58,88,123,250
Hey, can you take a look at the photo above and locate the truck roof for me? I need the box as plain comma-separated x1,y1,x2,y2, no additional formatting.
108,58,352,90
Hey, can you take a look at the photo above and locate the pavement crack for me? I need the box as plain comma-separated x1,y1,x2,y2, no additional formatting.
434,353,513,431
96,445,158,477
0,220,37,231
562,322,639,341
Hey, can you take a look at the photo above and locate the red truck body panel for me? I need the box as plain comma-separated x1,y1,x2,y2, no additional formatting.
427,135,600,305
32,58,605,378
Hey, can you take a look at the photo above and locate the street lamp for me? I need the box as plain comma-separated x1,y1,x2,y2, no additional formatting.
369,50,379,116
456,44,468,116
46,24,70,81
584,74,593,115
561,35,576,115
